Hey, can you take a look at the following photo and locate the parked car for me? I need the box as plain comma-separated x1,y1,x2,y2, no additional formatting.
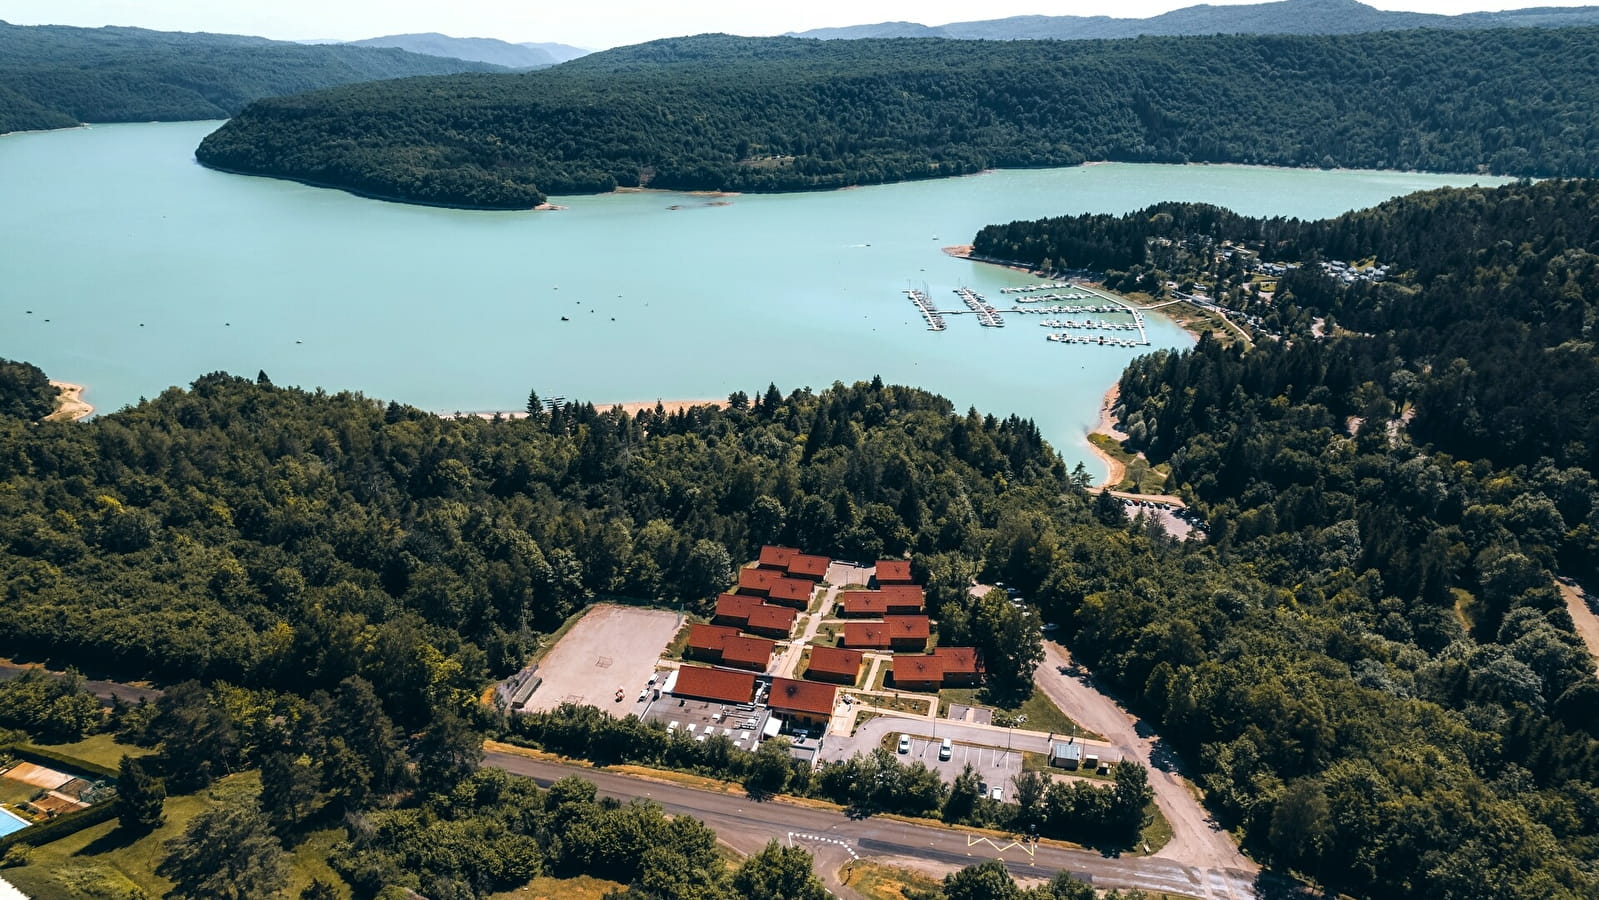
898,733,911,754
939,738,952,761
990,785,1004,802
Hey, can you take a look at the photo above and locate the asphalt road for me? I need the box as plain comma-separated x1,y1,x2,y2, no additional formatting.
484,751,1259,899
0,662,161,706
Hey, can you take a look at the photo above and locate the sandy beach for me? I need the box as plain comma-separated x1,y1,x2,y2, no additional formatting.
1086,384,1128,487
46,381,93,422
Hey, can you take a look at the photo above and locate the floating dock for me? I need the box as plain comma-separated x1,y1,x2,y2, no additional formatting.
954,287,1005,327
905,289,946,331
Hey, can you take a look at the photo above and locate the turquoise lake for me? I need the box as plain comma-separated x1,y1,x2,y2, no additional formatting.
0,121,1511,475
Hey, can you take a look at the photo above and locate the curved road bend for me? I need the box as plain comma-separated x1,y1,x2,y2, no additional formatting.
1033,643,1256,889
484,752,1257,899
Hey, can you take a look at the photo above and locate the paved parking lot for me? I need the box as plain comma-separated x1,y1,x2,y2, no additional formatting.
643,696,771,753
520,604,683,716
893,733,1023,792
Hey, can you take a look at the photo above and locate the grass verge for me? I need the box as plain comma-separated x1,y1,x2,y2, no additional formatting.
846,859,942,899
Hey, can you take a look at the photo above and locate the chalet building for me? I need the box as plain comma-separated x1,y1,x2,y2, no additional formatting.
885,615,930,650
685,623,773,671
766,577,816,609
672,665,757,705
713,593,797,637
767,677,838,729
873,559,915,586
786,553,831,582
890,646,982,691
842,621,889,650
840,589,925,617
686,623,741,661
713,593,759,626
804,646,864,684
891,654,944,692
737,567,782,595
933,647,982,686
758,545,797,570
745,604,798,638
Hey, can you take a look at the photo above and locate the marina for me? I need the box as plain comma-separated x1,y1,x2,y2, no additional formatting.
908,279,1152,347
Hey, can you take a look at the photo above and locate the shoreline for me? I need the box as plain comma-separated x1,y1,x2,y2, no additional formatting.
46,381,93,422
1086,384,1128,488
451,398,729,420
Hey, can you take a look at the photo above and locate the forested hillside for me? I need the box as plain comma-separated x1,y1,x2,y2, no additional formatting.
973,178,1599,897
196,28,1599,208
0,344,1594,895
790,0,1599,40
0,20,501,134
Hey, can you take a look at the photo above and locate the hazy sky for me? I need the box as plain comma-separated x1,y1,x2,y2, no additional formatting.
3,0,1590,49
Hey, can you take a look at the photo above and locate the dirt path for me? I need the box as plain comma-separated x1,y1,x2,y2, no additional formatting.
1033,643,1256,888
1559,580,1599,675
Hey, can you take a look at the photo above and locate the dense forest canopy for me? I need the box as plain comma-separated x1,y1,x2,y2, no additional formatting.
195,28,1599,208
972,178,1599,897
0,20,502,134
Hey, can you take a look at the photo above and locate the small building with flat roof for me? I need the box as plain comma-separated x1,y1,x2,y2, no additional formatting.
805,646,864,684
1050,741,1084,770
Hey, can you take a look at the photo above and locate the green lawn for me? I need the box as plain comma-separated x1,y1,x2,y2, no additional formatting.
937,688,1103,741
1,775,40,808
30,734,152,771
490,875,627,900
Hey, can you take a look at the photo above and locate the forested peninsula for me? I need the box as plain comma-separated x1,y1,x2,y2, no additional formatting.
0,20,502,134
195,28,1599,209
970,177,1599,896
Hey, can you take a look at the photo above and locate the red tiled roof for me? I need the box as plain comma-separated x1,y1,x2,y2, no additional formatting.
807,646,864,679
885,615,930,640
673,666,756,704
875,560,914,584
738,567,782,594
768,578,815,605
933,646,982,675
759,546,798,569
841,591,888,616
879,584,925,606
714,593,760,622
747,604,797,635
844,622,890,648
768,677,837,717
719,635,775,669
687,623,740,652
893,654,945,684
786,554,831,579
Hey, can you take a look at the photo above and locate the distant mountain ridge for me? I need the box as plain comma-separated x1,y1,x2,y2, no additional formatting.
787,0,1599,40
348,33,589,69
0,20,503,133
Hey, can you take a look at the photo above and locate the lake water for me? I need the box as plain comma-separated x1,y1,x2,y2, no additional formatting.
0,121,1510,475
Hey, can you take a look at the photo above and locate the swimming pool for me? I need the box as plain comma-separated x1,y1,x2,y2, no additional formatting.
0,806,29,837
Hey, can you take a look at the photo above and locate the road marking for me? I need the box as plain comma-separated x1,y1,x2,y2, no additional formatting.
966,834,1037,859
788,831,860,861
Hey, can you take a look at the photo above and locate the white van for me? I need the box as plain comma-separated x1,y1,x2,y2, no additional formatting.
938,737,952,760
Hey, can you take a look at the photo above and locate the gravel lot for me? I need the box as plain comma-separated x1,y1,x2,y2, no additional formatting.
521,604,682,716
